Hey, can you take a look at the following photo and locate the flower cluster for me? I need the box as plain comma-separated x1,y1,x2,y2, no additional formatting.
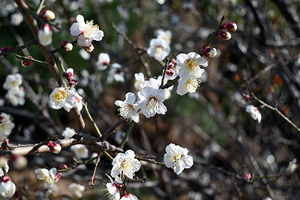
3,73,25,106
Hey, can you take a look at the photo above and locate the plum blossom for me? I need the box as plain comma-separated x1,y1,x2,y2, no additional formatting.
164,143,194,175
115,92,140,123
134,73,145,91
120,191,139,200
70,15,104,47
38,23,53,46
105,174,123,200
176,77,201,96
34,168,59,187
0,176,16,198
107,63,125,83
176,52,208,79
62,127,76,138
0,112,15,140
40,10,55,21
155,29,172,45
0,157,9,177
70,144,89,159
147,38,170,61
5,87,25,106
111,150,141,179
49,87,77,112
68,183,85,198
96,53,110,70
3,73,22,91
137,87,167,118
245,105,262,123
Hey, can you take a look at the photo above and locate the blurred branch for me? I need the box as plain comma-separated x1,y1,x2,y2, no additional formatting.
244,78,300,133
0,40,36,57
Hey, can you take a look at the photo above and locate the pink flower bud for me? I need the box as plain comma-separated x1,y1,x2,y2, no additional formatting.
243,94,250,102
166,69,175,76
2,175,10,183
65,68,74,80
0,46,13,55
55,172,62,181
61,41,73,52
13,190,22,200
218,30,231,40
223,22,237,32
84,44,94,52
60,164,68,170
40,10,55,21
171,58,176,65
47,141,62,154
202,46,217,58
21,56,33,67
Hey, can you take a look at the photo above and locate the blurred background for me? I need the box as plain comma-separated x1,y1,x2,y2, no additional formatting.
0,0,300,199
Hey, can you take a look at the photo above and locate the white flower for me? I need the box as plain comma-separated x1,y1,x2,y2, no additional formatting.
245,105,262,123
137,87,167,118
105,174,122,200
70,144,88,159
10,12,23,26
79,49,90,60
0,113,15,140
3,74,22,91
5,87,25,106
147,38,170,61
121,193,139,200
176,77,200,96
96,53,110,70
0,176,16,198
68,183,85,198
164,143,193,175
176,52,208,79
134,73,145,91
38,23,53,46
74,90,83,111
0,157,9,177
49,87,77,112
34,168,58,187
115,93,140,123
155,29,172,45
111,150,141,179
70,15,104,47
107,63,125,83
62,127,76,138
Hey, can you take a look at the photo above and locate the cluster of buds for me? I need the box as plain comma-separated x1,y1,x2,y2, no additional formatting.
21,56,33,67
61,41,73,52
166,58,176,76
202,46,217,58
65,68,78,88
40,10,55,21
47,141,62,154
218,22,237,41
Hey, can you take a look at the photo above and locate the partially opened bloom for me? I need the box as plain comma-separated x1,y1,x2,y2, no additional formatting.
34,168,59,187
120,191,139,200
49,87,77,112
245,105,262,123
70,144,88,159
62,127,76,138
115,92,140,123
147,38,170,61
68,183,85,198
96,53,110,70
3,74,22,91
111,150,141,179
0,176,16,198
38,23,53,46
0,113,15,140
164,143,194,175
40,10,55,21
70,15,104,47
10,12,23,26
137,87,167,118
176,52,208,79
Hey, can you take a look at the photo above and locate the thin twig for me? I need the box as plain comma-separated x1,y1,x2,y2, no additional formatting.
83,103,102,137
91,152,101,186
15,54,48,65
101,118,126,141
120,121,136,149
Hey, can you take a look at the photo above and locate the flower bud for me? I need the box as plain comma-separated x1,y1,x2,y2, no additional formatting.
218,30,231,40
84,44,94,52
13,189,22,200
243,94,250,103
40,10,55,21
61,41,73,52
171,58,176,65
65,68,74,80
21,56,33,67
38,23,53,46
47,141,62,154
0,46,13,56
202,46,217,58
11,155,27,170
166,69,175,76
223,22,237,32
54,172,62,181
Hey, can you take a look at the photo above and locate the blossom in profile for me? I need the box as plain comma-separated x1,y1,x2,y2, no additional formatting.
176,77,201,96
49,87,77,112
0,176,16,198
111,150,141,179
3,74,22,91
38,23,53,46
68,183,85,198
107,63,125,83
0,157,9,177
134,73,145,91
0,113,15,140
105,174,123,200
70,144,89,159
147,38,170,61
115,92,140,123
34,168,59,187
5,87,25,106
245,105,262,123
176,52,208,79
62,127,76,138
137,87,167,118
70,15,104,47
155,29,172,45
164,143,194,175
96,53,110,70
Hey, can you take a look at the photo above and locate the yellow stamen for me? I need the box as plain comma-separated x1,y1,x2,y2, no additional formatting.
54,89,69,102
